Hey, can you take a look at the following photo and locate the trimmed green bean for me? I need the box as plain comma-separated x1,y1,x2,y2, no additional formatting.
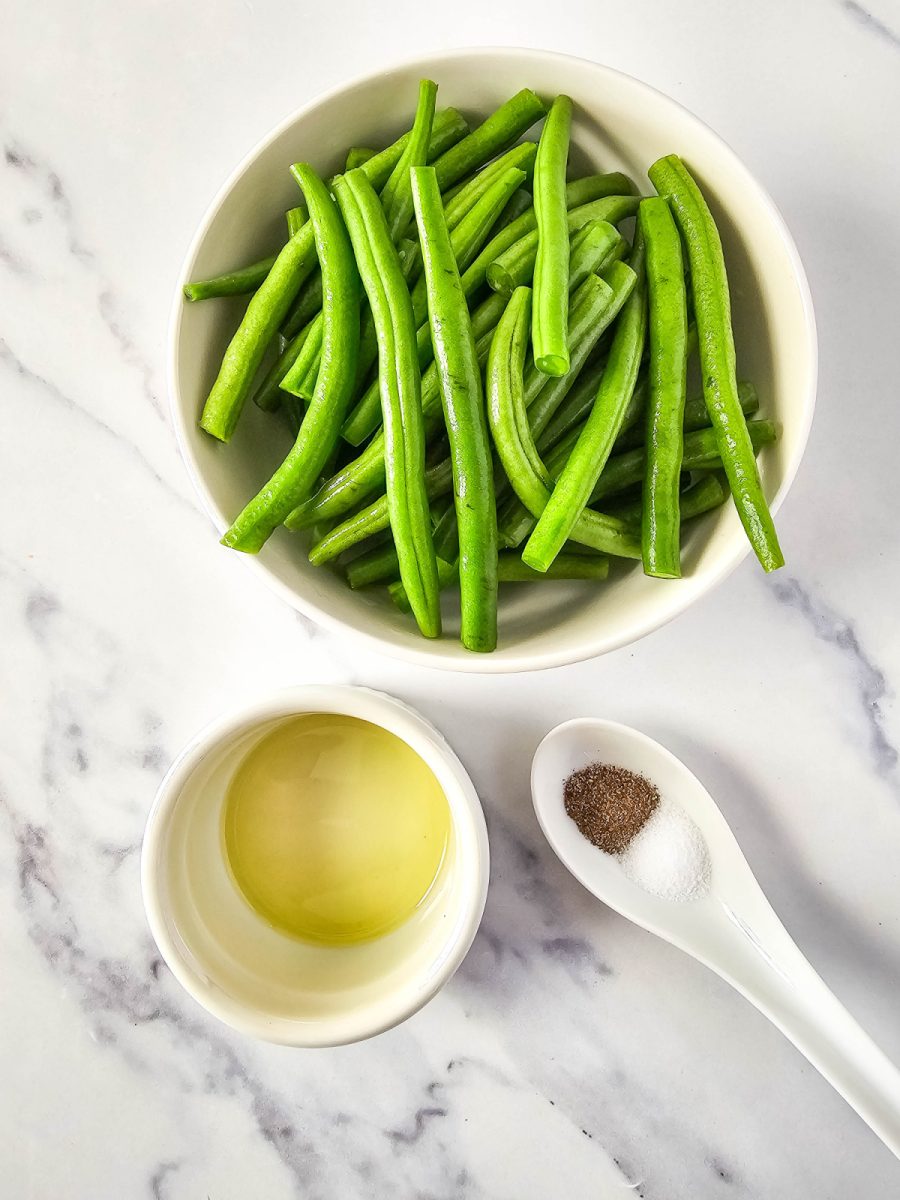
608,472,730,527
460,187,639,300
496,187,533,229
286,205,308,237
381,79,438,240
592,420,777,503
332,170,440,638
346,541,402,589
221,165,360,552
254,320,316,413
345,147,377,171
486,287,642,560
342,166,525,445
287,307,505,532
488,216,622,296
389,550,611,612
532,95,574,376
639,197,689,578
527,260,637,439
412,165,498,652
184,254,277,302
523,234,647,572
648,154,783,571
280,311,324,398
430,89,546,190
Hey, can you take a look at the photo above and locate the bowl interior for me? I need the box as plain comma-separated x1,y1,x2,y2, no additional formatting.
143,691,487,1045
171,49,815,671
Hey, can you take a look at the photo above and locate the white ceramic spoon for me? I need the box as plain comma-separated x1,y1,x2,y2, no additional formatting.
532,717,900,1158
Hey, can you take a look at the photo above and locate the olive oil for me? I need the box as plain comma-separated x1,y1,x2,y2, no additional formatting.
223,714,450,945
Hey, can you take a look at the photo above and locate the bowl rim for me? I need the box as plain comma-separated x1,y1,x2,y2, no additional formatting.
168,45,818,674
140,684,490,1046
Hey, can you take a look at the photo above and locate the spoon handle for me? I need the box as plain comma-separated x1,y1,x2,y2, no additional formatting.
711,899,900,1158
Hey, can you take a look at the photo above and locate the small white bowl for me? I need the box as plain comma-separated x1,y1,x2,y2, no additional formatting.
140,686,489,1046
170,47,816,672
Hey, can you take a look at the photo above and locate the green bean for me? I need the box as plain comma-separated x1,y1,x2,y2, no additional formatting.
279,108,469,341
286,205,308,237
608,472,730,527
486,288,642,560
523,235,647,572
342,167,525,445
346,541,403,589
221,165,360,552
430,89,546,190
488,216,621,296
460,187,639,301
345,147,377,171
280,311,324,398
592,420,777,503
389,550,611,612
637,197,689,578
532,95,574,376
496,187,533,229
648,154,783,571
287,306,505,531
381,79,438,240
527,260,637,440
309,457,453,565
565,172,637,205
332,170,440,637
254,320,316,413
431,500,460,563
443,144,537,229
412,165,498,652
184,254,277,302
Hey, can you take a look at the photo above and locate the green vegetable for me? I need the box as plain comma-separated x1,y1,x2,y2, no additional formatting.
486,287,641,560
430,89,546,190
345,147,377,171
286,205,308,237
412,165,498,652
381,79,438,240
487,216,622,295
648,154,783,571
221,164,360,552
183,254,277,302
523,234,647,572
280,311,324,398
332,169,441,638
532,95,574,376
638,196,689,578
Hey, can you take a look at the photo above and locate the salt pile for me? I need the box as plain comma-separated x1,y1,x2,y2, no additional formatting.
618,794,711,902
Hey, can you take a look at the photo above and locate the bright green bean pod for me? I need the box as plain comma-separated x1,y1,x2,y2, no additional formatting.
532,95,574,376
221,165,360,552
381,79,438,240
648,154,783,571
488,217,622,296
523,237,647,572
345,147,377,171
332,170,440,637
496,187,533,229
389,550,611,612
592,420,778,503
486,288,641,560
287,311,504,531
638,197,689,578
342,168,524,445
308,458,453,565
608,472,730,527
184,254,277,302
431,89,546,190
254,321,315,413
280,311,324,398
286,205,308,237
431,500,460,564
279,109,469,341
412,165,498,652
527,260,637,439
346,541,403,589
443,144,537,228
199,113,464,442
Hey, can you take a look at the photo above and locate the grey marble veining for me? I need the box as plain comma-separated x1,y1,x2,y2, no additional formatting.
3,0,900,1196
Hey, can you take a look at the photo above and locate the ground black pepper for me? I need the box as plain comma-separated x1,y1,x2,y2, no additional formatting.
563,763,660,854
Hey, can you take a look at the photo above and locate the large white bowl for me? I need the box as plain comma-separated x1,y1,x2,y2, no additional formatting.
169,47,816,672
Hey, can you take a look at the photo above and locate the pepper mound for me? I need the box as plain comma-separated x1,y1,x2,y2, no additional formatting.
563,762,659,855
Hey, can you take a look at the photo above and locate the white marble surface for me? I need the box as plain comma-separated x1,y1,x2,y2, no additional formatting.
3,1,900,1195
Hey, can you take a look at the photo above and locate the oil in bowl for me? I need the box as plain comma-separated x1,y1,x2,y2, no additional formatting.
223,714,451,945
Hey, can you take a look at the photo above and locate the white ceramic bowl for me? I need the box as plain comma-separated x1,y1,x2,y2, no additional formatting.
140,686,489,1046
170,47,816,672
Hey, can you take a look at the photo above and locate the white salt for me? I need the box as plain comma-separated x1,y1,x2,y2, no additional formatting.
619,794,711,902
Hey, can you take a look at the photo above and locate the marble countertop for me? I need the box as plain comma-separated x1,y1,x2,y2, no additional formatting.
3,1,900,1195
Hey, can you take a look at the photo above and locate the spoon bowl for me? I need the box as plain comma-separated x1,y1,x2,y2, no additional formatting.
533,718,900,1158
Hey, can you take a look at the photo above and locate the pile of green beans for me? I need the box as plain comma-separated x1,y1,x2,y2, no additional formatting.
188,81,782,652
